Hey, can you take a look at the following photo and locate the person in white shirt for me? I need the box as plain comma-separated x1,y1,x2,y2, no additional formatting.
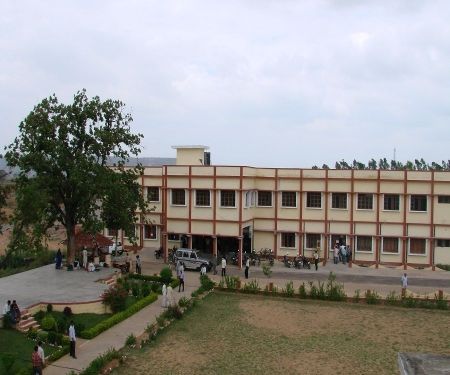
200,264,207,276
2,300,11,315
69,321,77,359
245,257,250,279
401,273,408,289
313,250,319,271
88,262,95,272
161,284,168,308
82,247,88,270
37,340,45,366
221,257,227,277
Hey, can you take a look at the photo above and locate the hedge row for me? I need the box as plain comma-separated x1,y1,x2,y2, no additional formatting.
80,293,158,339
127,273,180,288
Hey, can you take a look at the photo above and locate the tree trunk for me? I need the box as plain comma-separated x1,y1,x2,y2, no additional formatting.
66,224,76,265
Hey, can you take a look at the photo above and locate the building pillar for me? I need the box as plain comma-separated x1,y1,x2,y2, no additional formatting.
212,236,218,257
238,236,243,270
162,233,168,263
187,235,192,249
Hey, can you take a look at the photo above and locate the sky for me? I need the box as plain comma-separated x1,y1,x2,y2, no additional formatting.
1,0,450,168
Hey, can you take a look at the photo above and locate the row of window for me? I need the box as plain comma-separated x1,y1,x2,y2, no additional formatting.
280,234,439,255
147,187,449,211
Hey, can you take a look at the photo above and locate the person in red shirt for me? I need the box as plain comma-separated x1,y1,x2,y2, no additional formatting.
32,345,43,375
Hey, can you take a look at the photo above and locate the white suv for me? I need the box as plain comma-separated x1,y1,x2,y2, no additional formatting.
174,249,211,271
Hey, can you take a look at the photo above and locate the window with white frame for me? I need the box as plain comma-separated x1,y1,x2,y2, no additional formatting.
251,191,256,206
331,193,347,209
384,194,400,211
147,187,159,202
357,193,373,210
195,189,210,206
245,191,256,208
220,190,236,207
356,236,372,252
257,191,272,207
409,238,426,255
330,234,346,248
281,191,296,207
281,233,296,248
171,189,186,205
144,225,157,240
382,237,399,254
410,195,427,212
306,192,322,208
305,233,321,249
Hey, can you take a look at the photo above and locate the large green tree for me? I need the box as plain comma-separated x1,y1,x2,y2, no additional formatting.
5,90,146,264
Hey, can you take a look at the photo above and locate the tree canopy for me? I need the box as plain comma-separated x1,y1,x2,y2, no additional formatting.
5,90,147,263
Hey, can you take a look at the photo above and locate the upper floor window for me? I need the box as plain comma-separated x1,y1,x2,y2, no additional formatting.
357,193,373,210
331,193,347,209
245,191,256,208
306,192,321,208
436,239,450,247
438,195,450,204
281,191,296,207
257,191,272,207
147,187,159,202
384,194,400,211
220,190,236,207
171,189,186,206
410,195,427,212
305,233,321,249
195,190,211,207
281,233,296,248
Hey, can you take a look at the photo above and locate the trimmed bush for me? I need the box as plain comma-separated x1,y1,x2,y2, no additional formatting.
81,293,158,339
200,275,214,291
160,267,173,285
63,306,73,317
41,315,57,331
102,284,129,313
46,304,53,313
125,334,136,346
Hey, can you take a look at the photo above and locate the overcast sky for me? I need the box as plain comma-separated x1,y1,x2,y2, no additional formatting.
1,1,449,168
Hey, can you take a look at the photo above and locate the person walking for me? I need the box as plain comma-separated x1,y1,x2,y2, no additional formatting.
333,245,339,264
69,321,77,359
341,245,347,265
82,247,88,270
135,254,142,274
161,284,168,308
167,285,174,306
178,269,185,292
401,273,408,289
313,250,319,271
32,345,43,375
37,340,45,368
55,248,63,269
221,256,227,277
244,257,250,279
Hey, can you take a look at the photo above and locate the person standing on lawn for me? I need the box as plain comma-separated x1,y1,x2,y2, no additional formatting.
135,254,142,274
401,273,408,289
244,256,250,279
69,321,77,358
32,345,43,375
37,340,45,367
221,256,227,277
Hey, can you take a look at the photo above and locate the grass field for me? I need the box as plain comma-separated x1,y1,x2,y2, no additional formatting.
113,292,450,375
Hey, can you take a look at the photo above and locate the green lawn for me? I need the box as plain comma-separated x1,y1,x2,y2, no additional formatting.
0,329,58,374
113,292,450,375
34,310,112,333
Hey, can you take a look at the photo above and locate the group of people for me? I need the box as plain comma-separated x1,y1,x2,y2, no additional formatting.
333,244,352,265
2,299,21,324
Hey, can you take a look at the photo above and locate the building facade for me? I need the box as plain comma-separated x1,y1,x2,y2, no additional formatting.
106,146,450,269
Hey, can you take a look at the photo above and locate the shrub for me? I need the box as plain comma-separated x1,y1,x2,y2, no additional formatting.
156,314,167,327
282,281,295,297
178,297,190,308
79,348,120,375
41,315,57,331
243,279,260,294
160,267,173,285
37,331,48,343
164,304,183,320
55,333,64,346
102,284,129,313
63,306,73,317
436,264,450,271
386,291,399,306
141,283,151,297
34,310,45,321
309,282,318,299
27,327,38,340
81,293,158,339
46,303,53,313
262,262,272,278
125,334,136,347
131,282,141,298
47,331,57,345
353,289,361,303
325,272,346,301
365,290,380,305
298,283,307,298
200,275,215,291
224,275,240,289
55,315,68,333
317,281,326,300
435,296,448,310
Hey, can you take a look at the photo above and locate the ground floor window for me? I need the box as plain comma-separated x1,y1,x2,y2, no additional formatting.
144,225,157,240
281,233,296,248
382,237,399,254
356,236,372,252
168,233,180,241
409,238,426,255
436,239,450,247
330,234,346,248
305,233,321,249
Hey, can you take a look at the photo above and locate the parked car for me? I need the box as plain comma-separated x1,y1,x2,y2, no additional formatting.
108,241,123,254
174,248,211,271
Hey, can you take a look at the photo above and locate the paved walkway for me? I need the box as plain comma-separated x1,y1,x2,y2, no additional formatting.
0,264,115,312
45,270,199,375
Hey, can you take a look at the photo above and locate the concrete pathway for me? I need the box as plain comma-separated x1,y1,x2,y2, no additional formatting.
45,272,199,375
